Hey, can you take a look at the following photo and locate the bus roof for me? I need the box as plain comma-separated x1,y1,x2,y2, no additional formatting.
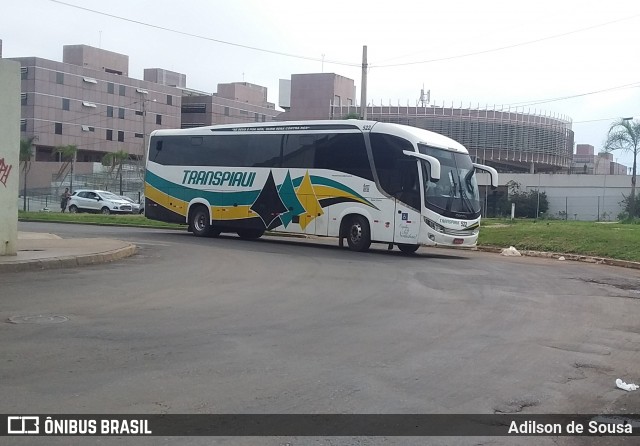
151,120,469,154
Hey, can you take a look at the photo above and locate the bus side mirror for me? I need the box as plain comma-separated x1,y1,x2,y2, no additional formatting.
473,163,499,189
402,150,440,182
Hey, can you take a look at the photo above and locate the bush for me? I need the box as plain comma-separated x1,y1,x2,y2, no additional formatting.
619,193,640,219
497,181,549,218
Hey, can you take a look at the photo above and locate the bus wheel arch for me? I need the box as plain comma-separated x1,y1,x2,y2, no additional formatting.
188,203,211,237
340,213,372,252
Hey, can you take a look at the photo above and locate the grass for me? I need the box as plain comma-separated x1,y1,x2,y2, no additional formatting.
18,212,640,262
479,219,640,262
18,211,183,229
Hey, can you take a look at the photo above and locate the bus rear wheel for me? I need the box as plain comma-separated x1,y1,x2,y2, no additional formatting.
237,229,264,240
345,215,371,252
397,243,420,254
190,206,211,237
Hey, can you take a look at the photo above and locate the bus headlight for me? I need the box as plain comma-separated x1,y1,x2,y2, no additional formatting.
424,216,445,233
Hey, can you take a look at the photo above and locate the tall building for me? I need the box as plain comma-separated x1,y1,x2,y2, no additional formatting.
181,81,280,128
277,73,356,121
571,144,627,175
13,44,183,188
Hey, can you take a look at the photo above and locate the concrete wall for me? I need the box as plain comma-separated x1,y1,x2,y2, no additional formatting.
144,68,186,88
217,82,271,108
0,60,21,255
477,173,633,220
63,45,129,76
284,73,356,120
19,161,96,190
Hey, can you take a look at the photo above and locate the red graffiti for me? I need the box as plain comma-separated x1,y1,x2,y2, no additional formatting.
0,158,13,187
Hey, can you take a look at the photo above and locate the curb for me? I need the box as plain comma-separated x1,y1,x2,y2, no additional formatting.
0,243,137,273
476,246,640,270
18,217,184,231
17,220,640,270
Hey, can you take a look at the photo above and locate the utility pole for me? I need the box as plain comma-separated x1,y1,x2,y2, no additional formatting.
70,150,75,193
142,98,146,162
360,45,368,120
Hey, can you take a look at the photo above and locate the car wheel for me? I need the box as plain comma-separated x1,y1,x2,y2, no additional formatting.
68,205,78,213
101,207,111,215
190,205,211,237
398,243,420,254
346,215,371,252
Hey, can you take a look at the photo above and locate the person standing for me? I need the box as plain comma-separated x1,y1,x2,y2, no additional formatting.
60,188,71,212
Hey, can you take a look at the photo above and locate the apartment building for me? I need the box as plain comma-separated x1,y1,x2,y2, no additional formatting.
12,44,183,188
181,81,280,128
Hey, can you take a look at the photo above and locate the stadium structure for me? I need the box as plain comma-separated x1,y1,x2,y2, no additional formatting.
331,103,574,174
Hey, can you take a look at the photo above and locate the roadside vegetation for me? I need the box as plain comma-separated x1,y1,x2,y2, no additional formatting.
18,212,640,262
480,219,640,262
18,211,183,229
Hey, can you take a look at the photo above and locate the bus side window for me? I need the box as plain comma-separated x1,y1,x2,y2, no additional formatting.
314,133,373,180
150,138,163,162
396,159,420,210
370,133,416,202
282,134,317,169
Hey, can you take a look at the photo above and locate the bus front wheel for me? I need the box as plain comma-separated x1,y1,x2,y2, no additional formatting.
237,229,263,240
398,243,420,254
345,216,371,252
190,206,211,237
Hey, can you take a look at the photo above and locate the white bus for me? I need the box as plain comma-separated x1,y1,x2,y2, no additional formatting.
144,120,498,253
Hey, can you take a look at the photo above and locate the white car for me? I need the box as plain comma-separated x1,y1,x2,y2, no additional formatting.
119,195,141,214
67,190,134,214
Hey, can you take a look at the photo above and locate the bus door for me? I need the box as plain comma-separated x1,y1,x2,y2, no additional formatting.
393,159,421,244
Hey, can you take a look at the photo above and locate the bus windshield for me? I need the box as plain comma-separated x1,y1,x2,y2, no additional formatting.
418,144,481,217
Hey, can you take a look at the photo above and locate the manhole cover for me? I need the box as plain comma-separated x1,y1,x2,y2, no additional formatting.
8,315,68,324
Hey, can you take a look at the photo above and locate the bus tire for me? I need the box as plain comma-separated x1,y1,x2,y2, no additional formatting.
398,243,420,254
237,229,263,240
345,215,371,252
190,205,211,237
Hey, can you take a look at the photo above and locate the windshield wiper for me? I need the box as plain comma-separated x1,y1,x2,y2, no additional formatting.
459,170,476,213
446,171,456,211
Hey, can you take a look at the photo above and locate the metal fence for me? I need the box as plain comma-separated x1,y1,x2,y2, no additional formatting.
18,183,144,212
545,194,627,221
478,190,628,221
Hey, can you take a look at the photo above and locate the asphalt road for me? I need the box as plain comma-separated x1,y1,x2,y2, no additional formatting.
2,222,640,445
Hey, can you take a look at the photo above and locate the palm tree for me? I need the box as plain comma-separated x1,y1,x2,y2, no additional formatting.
19,137,35,211
102,150,129,195
55,145,78,192
604,118,639,218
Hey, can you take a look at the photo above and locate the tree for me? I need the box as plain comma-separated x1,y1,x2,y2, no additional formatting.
497,181,548,218
604,118,639,219
343,112,360,120
55,145,78,192
102,150,129,195
19,137,35,211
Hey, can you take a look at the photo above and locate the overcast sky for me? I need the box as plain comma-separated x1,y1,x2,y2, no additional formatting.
2,0,639,169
